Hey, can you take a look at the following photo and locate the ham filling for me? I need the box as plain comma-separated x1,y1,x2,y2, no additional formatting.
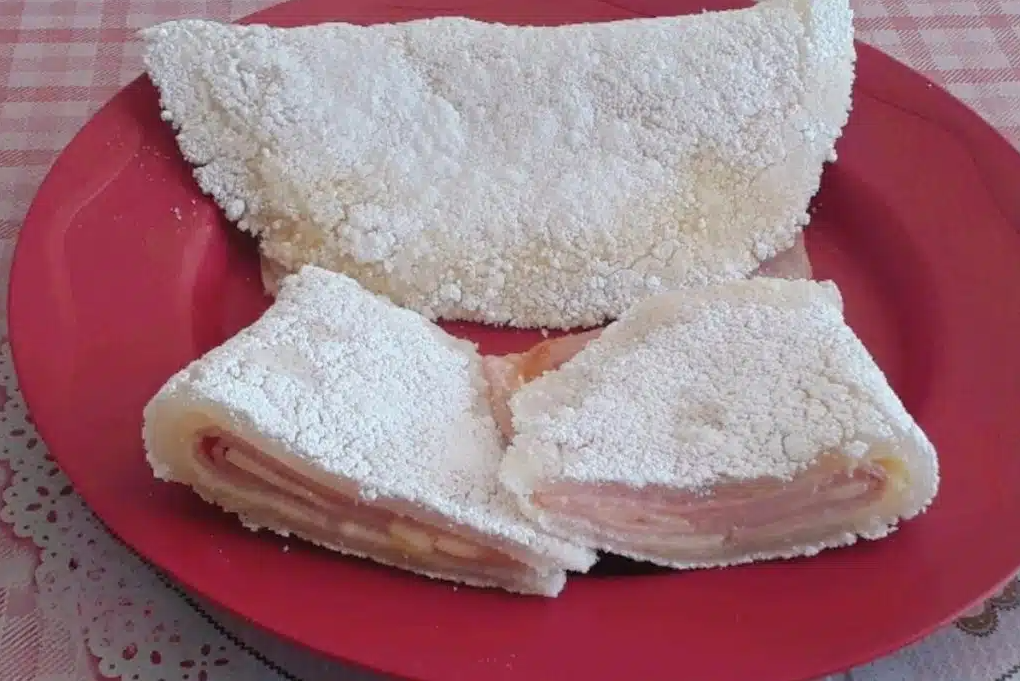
751,233,812,280
193,430,545,585
483,329,602,441
530,453,907,562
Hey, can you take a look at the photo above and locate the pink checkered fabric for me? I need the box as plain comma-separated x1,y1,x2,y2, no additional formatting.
0,2,1018,681
0,0,265,243
854,0,1020,144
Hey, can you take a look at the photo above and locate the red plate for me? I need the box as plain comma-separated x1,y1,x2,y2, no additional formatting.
9,0,1020,679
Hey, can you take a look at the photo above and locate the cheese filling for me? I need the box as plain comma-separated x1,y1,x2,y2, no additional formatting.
194,430,543,587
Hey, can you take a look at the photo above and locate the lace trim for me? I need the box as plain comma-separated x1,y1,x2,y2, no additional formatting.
0,339,305,680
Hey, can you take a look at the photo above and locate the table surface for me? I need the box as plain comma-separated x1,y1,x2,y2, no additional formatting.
1,1,1019,680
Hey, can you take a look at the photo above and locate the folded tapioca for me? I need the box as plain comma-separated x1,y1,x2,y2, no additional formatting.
500,278,940,569
482,233,813,442
141,265,596,596
140,0,854,330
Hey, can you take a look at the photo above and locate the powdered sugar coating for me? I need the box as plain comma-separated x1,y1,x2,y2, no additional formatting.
139,0,855,329
504,278,939,498
142,265,595,572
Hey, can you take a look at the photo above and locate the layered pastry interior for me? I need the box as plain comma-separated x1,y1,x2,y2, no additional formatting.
518,449,915,565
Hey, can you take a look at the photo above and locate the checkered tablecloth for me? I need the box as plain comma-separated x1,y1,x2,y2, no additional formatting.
1,1,1018,681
